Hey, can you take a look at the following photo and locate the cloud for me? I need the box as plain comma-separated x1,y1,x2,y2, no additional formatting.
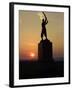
37,12,44,21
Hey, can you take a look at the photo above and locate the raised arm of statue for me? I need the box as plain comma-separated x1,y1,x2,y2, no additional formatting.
42,12,48,24
42,12,46,18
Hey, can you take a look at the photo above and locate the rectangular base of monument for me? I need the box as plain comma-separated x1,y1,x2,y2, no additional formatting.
38,39,53,62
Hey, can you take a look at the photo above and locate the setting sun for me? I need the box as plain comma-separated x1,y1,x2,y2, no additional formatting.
30,53,35,58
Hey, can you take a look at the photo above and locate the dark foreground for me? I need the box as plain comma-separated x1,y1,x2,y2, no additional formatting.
19,60,64,79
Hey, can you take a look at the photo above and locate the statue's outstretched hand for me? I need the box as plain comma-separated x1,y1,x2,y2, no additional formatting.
42,12,45,16
42,12,47,18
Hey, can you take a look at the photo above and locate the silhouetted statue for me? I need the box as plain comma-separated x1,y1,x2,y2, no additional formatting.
41,12,48,40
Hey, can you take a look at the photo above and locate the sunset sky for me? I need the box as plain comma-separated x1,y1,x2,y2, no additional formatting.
19,10,64,61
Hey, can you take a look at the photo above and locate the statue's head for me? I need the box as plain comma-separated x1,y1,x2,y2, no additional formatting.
42,19,44,22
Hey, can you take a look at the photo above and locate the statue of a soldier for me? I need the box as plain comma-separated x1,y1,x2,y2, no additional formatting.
41,12,48,40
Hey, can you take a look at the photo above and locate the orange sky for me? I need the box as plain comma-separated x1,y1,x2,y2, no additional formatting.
19,10,64,61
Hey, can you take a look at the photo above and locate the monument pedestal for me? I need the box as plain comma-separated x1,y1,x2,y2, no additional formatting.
38,39,53,62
